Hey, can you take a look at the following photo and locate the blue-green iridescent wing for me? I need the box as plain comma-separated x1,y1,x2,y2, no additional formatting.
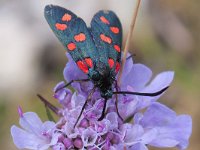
90,10,122,73
44,5,98,74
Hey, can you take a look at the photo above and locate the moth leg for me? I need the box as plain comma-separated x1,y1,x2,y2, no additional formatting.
55,79,90,93
74,87,96,128
114,81,123,121
98,98,108,121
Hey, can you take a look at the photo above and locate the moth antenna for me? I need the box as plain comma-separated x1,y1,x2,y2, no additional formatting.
117,0,141,85
113,86,169,97
74,87,96,128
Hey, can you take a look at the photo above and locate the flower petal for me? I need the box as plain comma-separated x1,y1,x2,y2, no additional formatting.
150,115,192,149
122,124,144,145
140,102,176,127
71,92,86,108
106,112,118,129
142,71,174,99
141,102,192,149
121,64,152,91
53,81,72,107
133,71,174,110
121,53,134,78
19,112,43,134
11,125,50,150
81,128,97,147
129,143,148,150
118,97,138,119
41,121,56,134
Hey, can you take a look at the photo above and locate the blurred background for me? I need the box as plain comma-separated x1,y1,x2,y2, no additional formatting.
0,0,199,149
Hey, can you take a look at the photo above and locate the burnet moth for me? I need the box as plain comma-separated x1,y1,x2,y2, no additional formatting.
44,5,168,127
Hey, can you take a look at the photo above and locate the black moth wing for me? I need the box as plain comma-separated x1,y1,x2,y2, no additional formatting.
44,5,99,73
90,10,122,73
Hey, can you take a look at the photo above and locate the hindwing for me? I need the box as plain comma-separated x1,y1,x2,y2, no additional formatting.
90,10,122,73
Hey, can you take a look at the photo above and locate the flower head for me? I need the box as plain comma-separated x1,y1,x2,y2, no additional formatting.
11,53,192,150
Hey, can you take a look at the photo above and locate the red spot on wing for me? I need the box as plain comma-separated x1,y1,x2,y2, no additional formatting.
100,34,112,44
55,23,67,31
108,58,114,68
62,13,72,22
115,62,120,73
74,33,86,42
114,45,121,52
100,16,110,24
67,42,76,51
110,27,119,34
85,58,93,68
76,61,89,74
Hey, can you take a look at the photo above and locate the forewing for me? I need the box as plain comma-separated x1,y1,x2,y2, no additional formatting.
90,10,122,73
44,5,98,74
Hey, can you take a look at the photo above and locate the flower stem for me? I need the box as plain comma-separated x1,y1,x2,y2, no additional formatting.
117,0,141,85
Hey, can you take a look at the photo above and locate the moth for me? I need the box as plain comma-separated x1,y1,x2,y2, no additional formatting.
44,5,168,126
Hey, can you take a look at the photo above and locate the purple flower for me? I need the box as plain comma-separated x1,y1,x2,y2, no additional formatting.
11,53,192,150
11,107,59,150
120,102,192,150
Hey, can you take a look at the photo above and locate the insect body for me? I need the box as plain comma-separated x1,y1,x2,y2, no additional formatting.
45,5,122,99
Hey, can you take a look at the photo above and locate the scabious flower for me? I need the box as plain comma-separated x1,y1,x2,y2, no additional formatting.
11,53,192,150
